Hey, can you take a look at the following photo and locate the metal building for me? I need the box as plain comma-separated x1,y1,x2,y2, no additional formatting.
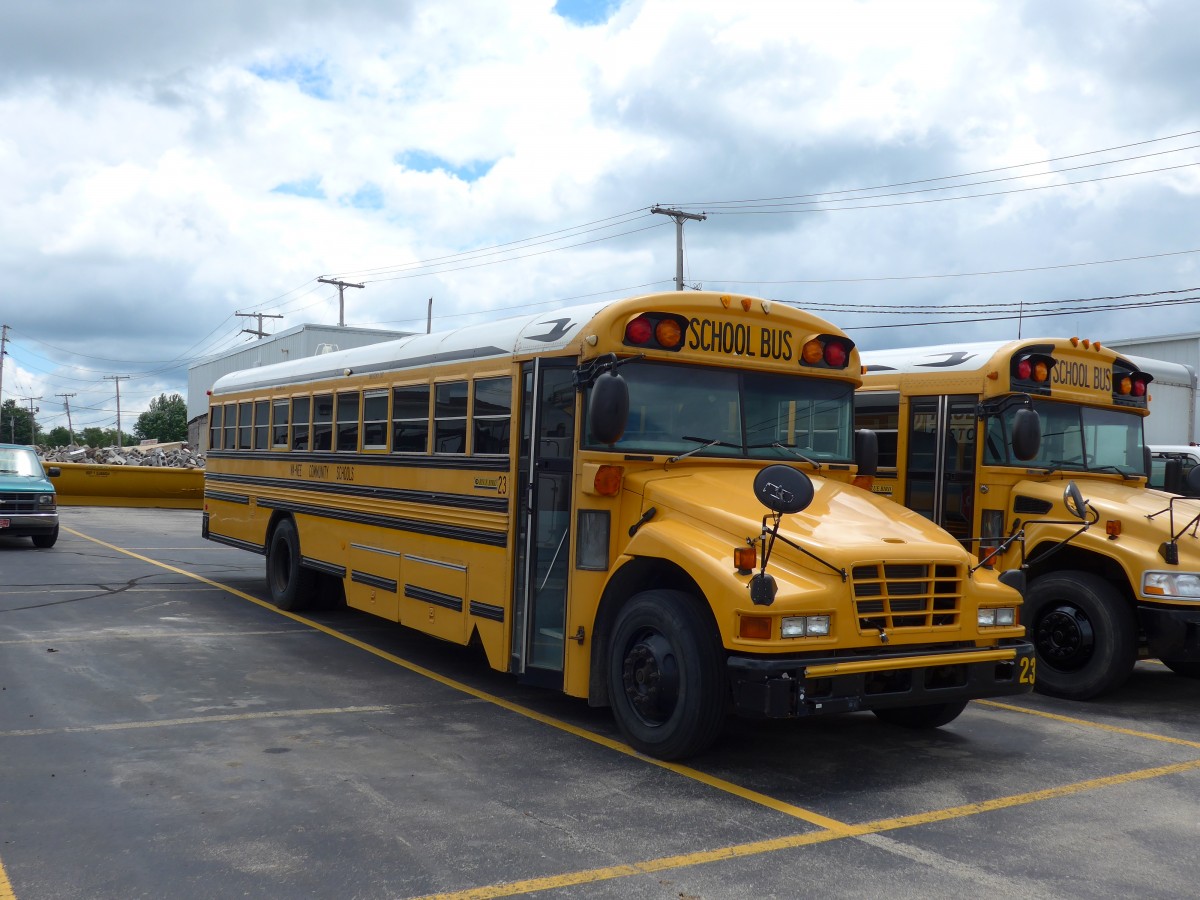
1106,331,1200,445
186,324,410,448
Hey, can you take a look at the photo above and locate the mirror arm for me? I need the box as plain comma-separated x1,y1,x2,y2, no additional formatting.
573,352,644,390
771,532,848,581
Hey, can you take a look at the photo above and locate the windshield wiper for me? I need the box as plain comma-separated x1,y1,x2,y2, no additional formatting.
667,436,738,463
1088,464,1139,480
744,442,823,470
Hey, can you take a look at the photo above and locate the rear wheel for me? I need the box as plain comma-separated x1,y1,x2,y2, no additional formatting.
267,518,318,611
32,526,58,549
872,700,968,729
1025,571,1136,699
607,590,726,760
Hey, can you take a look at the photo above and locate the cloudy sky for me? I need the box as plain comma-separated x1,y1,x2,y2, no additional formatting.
2,0,1198,436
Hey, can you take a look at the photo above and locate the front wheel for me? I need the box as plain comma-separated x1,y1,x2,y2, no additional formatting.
266,518,318,611
872,700,968,729
607,589,726,760
32,526,59,549
1025,571,1136,700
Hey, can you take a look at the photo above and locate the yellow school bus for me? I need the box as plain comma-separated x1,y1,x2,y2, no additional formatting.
203,291,1034,759
857,337,1200,700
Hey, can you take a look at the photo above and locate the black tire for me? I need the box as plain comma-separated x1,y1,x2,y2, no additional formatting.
1161,658,1200,679
607,589,726,760
32,526,58,549
872,700,968,729
266,518,318,611
1025,570,1136,699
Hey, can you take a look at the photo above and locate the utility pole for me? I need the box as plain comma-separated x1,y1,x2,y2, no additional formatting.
317,277,366,327
651,206,707,290
104,375,130,448
56,392,77,444
236,311,284,339
0,323,9,412
19,395,41,444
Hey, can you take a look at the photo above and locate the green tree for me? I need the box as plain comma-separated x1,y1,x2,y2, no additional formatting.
78,426,134,447
135,393,187,443
2,399,35,444
44,426,73,447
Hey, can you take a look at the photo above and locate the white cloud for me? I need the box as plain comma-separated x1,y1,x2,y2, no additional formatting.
0,0,1198,424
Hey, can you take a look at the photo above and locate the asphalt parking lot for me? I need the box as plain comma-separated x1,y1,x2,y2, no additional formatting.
2,507,1199,899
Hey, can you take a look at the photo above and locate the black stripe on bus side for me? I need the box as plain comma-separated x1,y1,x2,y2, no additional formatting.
351,571,399,593
469,601,505,622
260,498,508,548
405,584,464,612
205,532,265,555
207,449,510,473
301,557,347,578
203,490,251,505
205,471,508,514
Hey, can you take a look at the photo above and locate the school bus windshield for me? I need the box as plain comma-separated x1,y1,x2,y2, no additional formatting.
985,399,1146,475
585,359,854,461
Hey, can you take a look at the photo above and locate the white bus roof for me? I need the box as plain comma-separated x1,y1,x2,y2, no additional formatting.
859,339,1144,376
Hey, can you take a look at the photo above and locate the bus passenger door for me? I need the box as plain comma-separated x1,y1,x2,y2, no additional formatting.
512,359,576,688
905,395,978,545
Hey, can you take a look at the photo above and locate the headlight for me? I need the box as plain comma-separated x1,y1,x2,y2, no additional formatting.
979,606,1017,627
781,615,831,638
37,494,56,511
1143,571,1200,600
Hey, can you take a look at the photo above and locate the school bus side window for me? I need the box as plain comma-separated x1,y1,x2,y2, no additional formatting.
435,381,468,453
362,390,389,450
238,401,253,449
254,400,269,450
392,384,430,453
853,392,899,472
336,392,360,451
272,399,289,448
209,404,222,450
223,404,236,450
313,394,334,451
292,396,311,451
473,376,512,455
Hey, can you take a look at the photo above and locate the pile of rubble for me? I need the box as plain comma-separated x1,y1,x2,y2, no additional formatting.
38,442,206,469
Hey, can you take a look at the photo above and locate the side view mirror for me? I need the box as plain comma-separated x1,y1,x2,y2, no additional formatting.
1064,481,1088,521
854,429,878,478
587,371,629,445
753,465,814,515
1011,407,1041,461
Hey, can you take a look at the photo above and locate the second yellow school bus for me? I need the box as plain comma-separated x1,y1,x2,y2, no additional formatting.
857,337,1200,700
203,291,1034,759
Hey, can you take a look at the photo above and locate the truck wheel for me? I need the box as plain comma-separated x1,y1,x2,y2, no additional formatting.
607,589,726,760
267,518,318,611
1161,659,1200,679
1025,571,1136,699
873,700,968,729
32,526,59,548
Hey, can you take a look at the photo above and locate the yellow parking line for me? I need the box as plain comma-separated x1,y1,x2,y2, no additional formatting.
976,699,1200,749
0,856,14,900
412,757,1200,899
60,526,850,833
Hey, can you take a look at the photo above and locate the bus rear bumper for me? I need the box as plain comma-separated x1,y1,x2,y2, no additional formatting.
1140,605,1200,662
726,641,1036,719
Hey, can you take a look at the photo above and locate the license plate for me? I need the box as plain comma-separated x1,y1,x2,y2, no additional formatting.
0,519,8,528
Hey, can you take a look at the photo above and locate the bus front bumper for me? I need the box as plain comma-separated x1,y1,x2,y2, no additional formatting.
1140,605,1200,662
726,641,1036,718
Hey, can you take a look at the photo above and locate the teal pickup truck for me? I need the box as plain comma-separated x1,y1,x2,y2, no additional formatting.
0,444,60,548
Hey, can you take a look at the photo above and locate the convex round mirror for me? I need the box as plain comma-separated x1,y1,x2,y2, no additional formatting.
1011,407,1042,461
1064,481,1088,521
753,465,815,515
588,371,629,445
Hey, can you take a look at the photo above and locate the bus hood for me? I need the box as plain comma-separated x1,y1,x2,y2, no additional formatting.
632,467,971,562
1014,476,1200,561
